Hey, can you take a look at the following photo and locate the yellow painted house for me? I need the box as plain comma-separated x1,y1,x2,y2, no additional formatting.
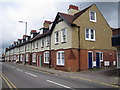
49,4,117,71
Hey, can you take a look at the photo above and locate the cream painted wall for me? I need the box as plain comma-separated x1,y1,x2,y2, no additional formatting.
26,43,32,53
51,20,73,50
31,35,50,53
73,5,116,50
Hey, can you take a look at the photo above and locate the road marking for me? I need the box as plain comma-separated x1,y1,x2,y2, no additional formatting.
1,73,18,90
47,80,71,89
16,68,22,72
25,72,37,77
0,74,13,89
2,73,17,89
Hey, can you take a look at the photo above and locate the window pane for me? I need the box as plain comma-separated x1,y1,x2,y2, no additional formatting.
91,11,95,20
91,29,94,39
86,29,89,39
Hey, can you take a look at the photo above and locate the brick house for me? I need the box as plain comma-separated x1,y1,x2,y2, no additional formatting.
49,4,117,71
4,4,117,72
112,28,120,70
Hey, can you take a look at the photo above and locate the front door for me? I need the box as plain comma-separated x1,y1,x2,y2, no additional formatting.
37,55,42,67
96,52,100,68
88,52,93,69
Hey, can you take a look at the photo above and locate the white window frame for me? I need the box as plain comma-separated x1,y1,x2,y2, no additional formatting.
35,41,38,49
61,28,67,43
32,53,36,63
85,28,95,41
55,31,59,44
46,36,49,46
99,52,103,62
41,39,44,48
57,51,65,66
26,54,28,62
44,51,49,64
20,55,22,61
89,10,97,22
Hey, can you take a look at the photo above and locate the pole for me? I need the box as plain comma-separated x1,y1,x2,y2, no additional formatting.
24,22,27,65
25,22,27,35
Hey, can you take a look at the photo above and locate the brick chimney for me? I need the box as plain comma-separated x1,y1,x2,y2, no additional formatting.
43,20,51,28
68,5,79,15
30,30,38,38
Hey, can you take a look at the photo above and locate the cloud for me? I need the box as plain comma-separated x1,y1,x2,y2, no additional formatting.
0,1,119,54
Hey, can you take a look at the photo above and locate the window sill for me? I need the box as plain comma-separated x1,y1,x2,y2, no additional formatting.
85,39,95,42
90,20,97,23
56,65,65,67
44,62,49,64
46,45,49,47
55,43,59,45
61,41,66,44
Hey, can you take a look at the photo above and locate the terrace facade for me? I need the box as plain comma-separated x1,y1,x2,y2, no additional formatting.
5,4,117,71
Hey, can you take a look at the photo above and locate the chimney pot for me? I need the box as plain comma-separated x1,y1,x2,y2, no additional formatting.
69,5,78,10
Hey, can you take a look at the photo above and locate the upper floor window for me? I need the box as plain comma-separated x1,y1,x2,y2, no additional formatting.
89,10,97,22
46,36,50,46
41,39,44,48
32,42,35,49
85,28,95,41
44,51,49,64
57,51,65,66
61,28,67,43
27,44,29,50
55,31,59,44
36,41,38,49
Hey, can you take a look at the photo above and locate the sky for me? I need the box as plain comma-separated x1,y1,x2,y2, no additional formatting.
0,0,119,54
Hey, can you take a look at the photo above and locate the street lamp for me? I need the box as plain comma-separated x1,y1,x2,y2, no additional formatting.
19,21,27,65
19,21,27,35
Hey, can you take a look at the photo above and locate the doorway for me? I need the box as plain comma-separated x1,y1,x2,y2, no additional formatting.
88,51,93,69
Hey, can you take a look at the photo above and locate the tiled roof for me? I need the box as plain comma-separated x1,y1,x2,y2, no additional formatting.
31,30,50,41
58,4,93,25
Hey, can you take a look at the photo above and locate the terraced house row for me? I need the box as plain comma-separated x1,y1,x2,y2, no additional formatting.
4,4,117,71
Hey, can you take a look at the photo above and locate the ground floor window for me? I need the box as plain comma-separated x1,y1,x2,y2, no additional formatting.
20,55,22,61
32,53,36,63
44,51,49,64
26,54,29,62
57,51,65,66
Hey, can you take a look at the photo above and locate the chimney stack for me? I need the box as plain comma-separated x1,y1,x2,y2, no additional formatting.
68,5,79,15
30,30,38,38
43,20,51,28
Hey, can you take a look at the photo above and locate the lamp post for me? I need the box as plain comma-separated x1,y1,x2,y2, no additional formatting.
19,21,27,35
19,21,27,65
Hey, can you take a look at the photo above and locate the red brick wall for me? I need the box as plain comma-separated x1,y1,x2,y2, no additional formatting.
51,49,79,72
28,49,117,72
80,49,117,71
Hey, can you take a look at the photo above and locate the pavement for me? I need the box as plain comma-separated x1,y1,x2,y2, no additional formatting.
14,62,120,87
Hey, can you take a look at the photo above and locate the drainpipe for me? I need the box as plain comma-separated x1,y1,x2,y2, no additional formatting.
49,34,51,69
77,26,80,71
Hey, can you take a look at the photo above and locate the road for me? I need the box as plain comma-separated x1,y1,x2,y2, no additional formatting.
1,62,119,89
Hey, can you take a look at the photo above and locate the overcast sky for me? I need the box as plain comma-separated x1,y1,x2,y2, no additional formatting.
0,0,119,54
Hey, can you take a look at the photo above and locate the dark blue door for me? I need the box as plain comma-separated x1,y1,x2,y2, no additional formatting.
88,52,93,69
96,52,100,68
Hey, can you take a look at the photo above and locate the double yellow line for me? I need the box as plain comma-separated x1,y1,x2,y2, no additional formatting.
0,73,18,90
